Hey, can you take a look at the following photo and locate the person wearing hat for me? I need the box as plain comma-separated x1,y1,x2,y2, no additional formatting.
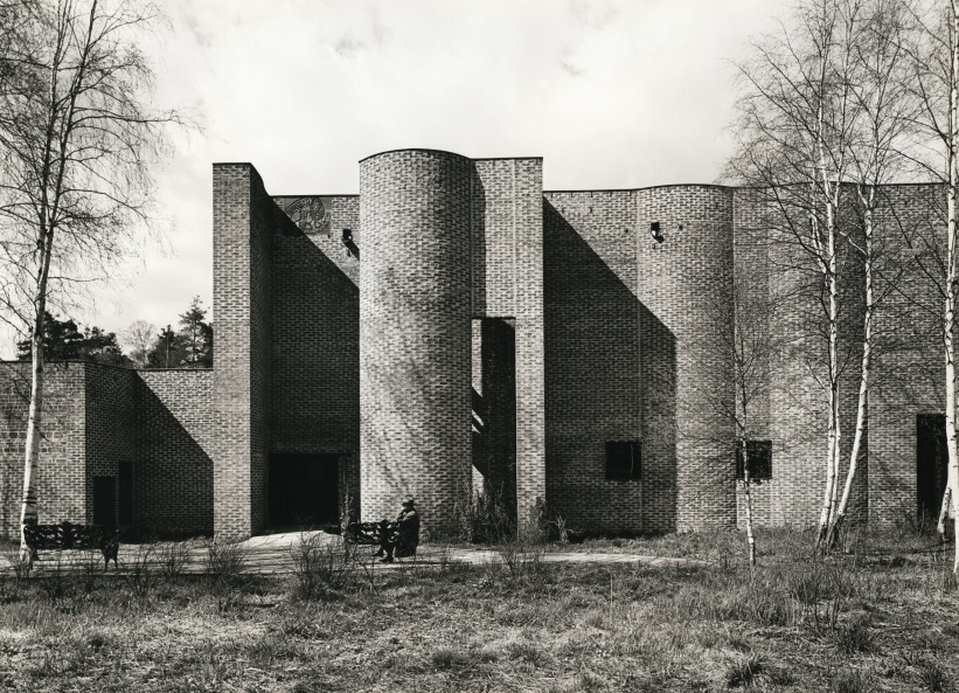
375,496,420,563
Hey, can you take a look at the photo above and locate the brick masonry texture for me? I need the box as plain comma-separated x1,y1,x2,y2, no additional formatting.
359,150,474,535
137,369,214,534
270,195,360,517
0,362,87,537
472,158,546,529
212,163,273,540
1,151,953,541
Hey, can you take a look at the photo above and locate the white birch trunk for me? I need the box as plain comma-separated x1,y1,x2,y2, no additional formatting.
740,434,757,567
949,0,959,573
818,191,842,546
830,198,874,547
19,232,53,561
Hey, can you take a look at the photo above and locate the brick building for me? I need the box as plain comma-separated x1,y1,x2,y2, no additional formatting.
0,149,949,540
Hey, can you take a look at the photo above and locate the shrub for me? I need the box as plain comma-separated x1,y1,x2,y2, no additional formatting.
456,489,515,543
288,534,356,601
206,541,246,585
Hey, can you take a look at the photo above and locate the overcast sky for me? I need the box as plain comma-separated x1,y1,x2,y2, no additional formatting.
18,0,794,356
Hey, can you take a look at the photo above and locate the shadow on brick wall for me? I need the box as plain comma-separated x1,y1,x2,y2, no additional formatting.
135,379,214,536
270,206,360,506
543,201,678,533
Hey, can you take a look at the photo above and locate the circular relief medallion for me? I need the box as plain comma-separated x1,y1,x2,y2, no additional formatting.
284,197,331,236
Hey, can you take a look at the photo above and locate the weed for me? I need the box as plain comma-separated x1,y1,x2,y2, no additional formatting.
456,488,515,543
830,669,875,693
834,614,876,655
429,647,474,671
206,540,246,585
725,654,764,688
118,541,161,600
916,658,949,692
288,533,355,600
158,539,192,581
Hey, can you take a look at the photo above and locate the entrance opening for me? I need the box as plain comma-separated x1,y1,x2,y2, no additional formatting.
92,476,116,527
917,414,948,525
269,454,339,528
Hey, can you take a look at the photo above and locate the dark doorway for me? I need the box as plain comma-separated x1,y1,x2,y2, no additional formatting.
92,476,116,527
269,454,339,527
917,414,948,525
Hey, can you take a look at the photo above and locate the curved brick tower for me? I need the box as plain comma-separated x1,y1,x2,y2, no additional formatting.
359,149,473,534
636,185,737,530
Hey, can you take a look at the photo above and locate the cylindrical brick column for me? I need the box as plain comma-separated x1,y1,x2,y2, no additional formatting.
637,186,737,531
359,149,473,535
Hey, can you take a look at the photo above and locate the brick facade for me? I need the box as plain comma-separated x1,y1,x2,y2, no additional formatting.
0,150,950,541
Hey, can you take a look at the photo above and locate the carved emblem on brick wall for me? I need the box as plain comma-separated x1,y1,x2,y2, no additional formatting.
282,197,331,236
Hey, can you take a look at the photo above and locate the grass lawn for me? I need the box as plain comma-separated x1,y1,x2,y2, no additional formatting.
0,527,957,692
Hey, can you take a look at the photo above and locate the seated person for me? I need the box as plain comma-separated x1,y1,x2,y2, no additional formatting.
374,497,420,563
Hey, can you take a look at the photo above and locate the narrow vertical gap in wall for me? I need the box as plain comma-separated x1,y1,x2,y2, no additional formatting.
917,414,947,526
479,317,517,519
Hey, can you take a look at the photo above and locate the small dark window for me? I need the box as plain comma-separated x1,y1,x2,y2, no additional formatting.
606,441,641,481
736,440,772,480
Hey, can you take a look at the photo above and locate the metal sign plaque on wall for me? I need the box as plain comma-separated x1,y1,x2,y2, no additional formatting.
282,197,332,236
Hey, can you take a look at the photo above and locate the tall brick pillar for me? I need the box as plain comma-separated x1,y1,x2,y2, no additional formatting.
359,149,473,535
471,158,546,531
212,163,272,541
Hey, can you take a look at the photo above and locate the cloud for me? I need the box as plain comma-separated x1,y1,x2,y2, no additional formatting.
61,0,792,341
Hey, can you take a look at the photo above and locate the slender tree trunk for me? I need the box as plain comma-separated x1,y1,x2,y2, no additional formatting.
818,196,842,547
829,197,875,548
740,434,756,567
19,228,53,560
941,0,959,573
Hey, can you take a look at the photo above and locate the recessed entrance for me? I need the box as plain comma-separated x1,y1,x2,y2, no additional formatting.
269,454,339,528
917,414,948,526
92,476,116,527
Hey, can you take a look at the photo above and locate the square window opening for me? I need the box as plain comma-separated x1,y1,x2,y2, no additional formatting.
606,441,641,481
736,440,772,481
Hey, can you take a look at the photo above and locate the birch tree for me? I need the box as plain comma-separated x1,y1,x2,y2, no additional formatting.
825,0,919,547
0,0,181,558
906,0,959,568
729,0,863,548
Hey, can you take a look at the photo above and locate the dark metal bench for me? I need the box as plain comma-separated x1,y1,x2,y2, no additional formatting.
344,520,418,559
23,521,120,570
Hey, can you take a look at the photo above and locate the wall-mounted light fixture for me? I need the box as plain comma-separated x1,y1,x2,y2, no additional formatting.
342,228,358,259
650,222,664,243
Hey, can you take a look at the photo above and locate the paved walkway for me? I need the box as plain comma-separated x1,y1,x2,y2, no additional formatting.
1,530,706,576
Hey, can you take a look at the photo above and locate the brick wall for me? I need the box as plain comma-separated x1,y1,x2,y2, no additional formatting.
271,195,360,517
212,163,273,540
868,184,946,526
0,362,87,538
359,149,474,535
472,158,545,528
137,369,214,534
543,190,644,533
85,364,136,525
